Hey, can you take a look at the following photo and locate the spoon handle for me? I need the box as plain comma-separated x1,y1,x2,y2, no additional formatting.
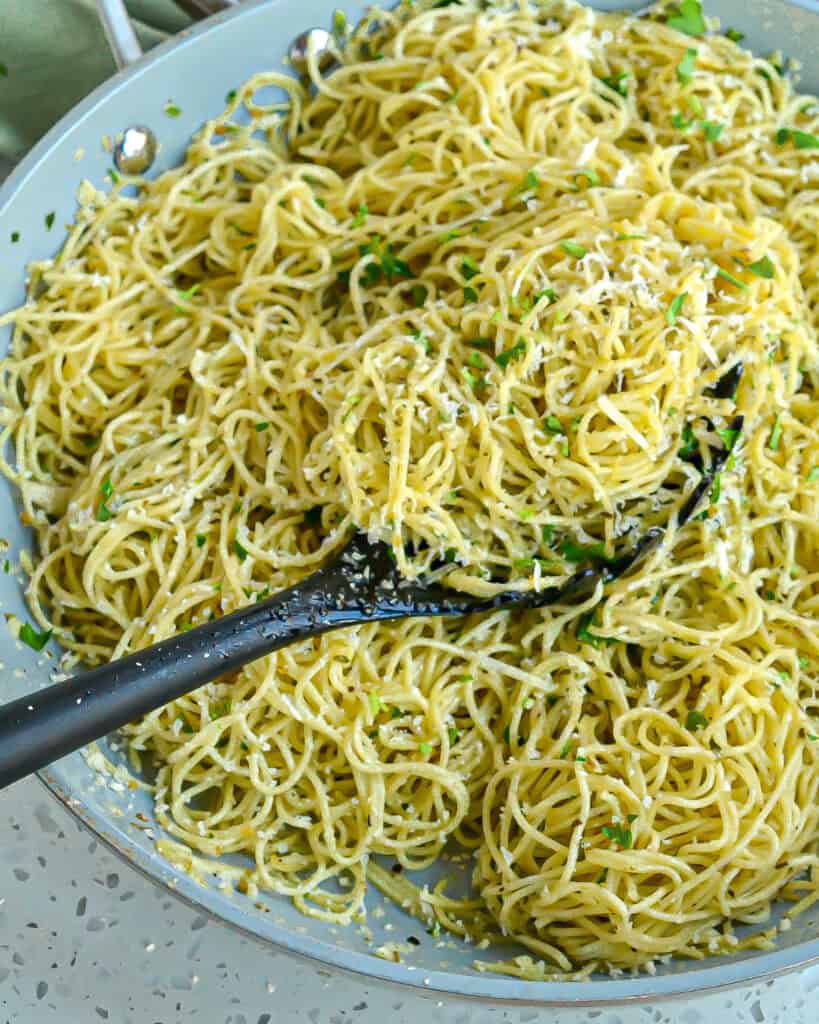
0,542,392,789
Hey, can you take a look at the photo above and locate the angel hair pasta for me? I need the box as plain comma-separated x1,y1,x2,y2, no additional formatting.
2,0,819,976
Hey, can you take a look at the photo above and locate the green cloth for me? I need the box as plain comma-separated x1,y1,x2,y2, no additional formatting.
0,1,191,176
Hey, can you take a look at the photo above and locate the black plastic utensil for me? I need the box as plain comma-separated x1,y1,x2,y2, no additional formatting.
0,413,741,789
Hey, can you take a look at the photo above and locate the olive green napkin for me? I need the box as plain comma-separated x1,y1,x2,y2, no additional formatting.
0,0,191,178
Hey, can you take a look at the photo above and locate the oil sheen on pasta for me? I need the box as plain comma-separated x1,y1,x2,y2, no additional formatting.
2,0,819,977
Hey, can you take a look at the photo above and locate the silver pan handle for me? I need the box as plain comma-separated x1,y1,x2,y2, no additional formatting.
94,0,238,70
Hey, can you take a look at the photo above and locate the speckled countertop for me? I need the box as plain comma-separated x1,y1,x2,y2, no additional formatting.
0,777,818,1022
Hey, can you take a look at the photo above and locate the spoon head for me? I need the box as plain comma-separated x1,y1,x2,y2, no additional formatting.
113,126,158,175
289,28,336,75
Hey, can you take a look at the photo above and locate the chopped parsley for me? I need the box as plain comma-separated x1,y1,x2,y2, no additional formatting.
686,709,708,731
724,27,745,42
97,478,114,522
543,415,563,434
577,611,617,647
666,292,687,325
560,240,587,259
164,101,182,117
561,539,608,563
467,350,486,369
352,204,368,227
359,236,412,283
463,285,479,303
176,282,201,303
746,255,774,279
19,622,52,651
676,48,698,84
717,427,740,451
196,534,206,547
534,287,558,304
572,168,601,190
599,71,629,97
10,231,19,243
419,742,432,756
715,266,747,289
514,169,540,195
210,699,232,720
496,338,526,368
368,692,382,715
254,421,270,431
45,211,55,231
448,726,461,744
0,62,7,77
775,127,819,149
769,414,783,451
225,89,237,103
807,467,819,482
233,537,249,561
672,112,693,131
701,120,724,142
601,824,633,849
666,0,706,37
229,221,252,237
461,256,480,280
678,423,698,459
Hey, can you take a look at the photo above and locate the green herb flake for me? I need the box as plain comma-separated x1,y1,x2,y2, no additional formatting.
777,128,819,149
448,726,461,744
686,709,708,731
560,240,587,259
233,538,249,562
599,71,629,97
254,421,270,432
368,692,382,715
100,478,114,499
666,0,706,37
716,264,749,288
807,467,819,482
419,742,432,756
561,539,608,563
544,415,563,434
225,89,238,103
352,203,368,227
96,502,113,522
0,63,7,78
496,338,526,369
601,824,633,849
701,120,724,142
461,256,480,281
678,423,698,459
769,414,783,451
725,27,745,42
164,101,182,118
176,282,201,302
672,112,693,131
677,48,698,84
666,292,687,325
741,254,773,279
196,534,206,547
210,698,232,720
10,231,19,243
572,168,601,190
19,622,52,651
717,427,740,451
45,212,55,231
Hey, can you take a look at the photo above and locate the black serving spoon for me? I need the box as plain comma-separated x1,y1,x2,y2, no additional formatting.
0,411,742,789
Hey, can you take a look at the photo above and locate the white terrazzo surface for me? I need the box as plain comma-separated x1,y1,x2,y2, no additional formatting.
1,777,819,1022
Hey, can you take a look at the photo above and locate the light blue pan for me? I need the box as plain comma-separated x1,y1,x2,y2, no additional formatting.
1,0,818,1005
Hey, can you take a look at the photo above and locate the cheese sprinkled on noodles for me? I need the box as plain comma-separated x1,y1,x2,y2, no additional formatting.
2,0,819,975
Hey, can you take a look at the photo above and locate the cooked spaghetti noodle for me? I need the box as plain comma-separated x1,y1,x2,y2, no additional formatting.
2,0,819,974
